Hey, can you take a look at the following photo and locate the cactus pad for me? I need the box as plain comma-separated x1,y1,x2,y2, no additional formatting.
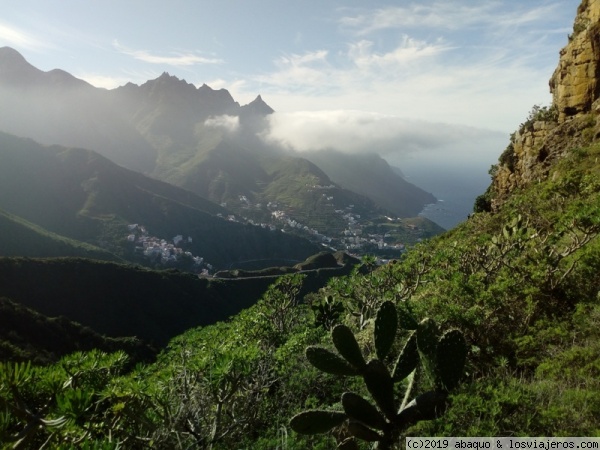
306,346,359,376
289,410,347,434
397,305,419,330
332,324,367,370
342,392,387,430
363,359,396,421
348,420,383,442
398,390,448,423
374,301,398,360
436,329,467,391
392,331,419,382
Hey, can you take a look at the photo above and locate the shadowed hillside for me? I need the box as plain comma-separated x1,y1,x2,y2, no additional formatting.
0,131,320,269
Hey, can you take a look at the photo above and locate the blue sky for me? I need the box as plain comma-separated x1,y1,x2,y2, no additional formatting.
0,0,582,181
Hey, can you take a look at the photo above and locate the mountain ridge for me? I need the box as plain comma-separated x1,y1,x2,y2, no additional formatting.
0,46,439,242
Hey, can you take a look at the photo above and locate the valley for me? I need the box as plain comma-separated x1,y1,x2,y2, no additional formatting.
1,1,599,447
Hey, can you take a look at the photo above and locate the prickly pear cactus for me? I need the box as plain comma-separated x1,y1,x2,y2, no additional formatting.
290,300,467,449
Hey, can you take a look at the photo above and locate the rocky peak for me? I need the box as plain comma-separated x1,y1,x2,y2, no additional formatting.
241,95,275,116
488,0,600,210
550,0,600,121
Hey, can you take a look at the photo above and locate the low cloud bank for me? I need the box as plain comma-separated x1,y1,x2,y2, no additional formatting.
261,110,506,164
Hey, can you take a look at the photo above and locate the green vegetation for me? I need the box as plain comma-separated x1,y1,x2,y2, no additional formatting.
0,209,120,261
0,297,153,365
0,131,320,270
291,302,467,449
3,119,600,446
3,127,600,446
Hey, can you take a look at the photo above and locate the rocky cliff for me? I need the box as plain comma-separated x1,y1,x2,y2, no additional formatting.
490,0,600,209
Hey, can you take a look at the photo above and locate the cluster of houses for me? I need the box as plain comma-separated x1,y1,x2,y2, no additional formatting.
270,208,333,244
126,224,212,275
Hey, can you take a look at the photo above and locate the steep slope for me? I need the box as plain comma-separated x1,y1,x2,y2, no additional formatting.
0,296,154,364
0,255,359,347
113,74,425,230
0,132,319,269
303,150,436,217
487,0,600,209
2,3,600,445
0,47,157,172
0,208,120,261
0,258,277,346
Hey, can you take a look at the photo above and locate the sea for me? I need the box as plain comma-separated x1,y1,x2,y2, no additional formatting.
399,161,494,231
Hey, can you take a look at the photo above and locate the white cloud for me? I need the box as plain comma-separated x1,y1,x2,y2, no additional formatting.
347,36,449,69
256,50,331,91
338,2,562,34
204,114,239,133
113,40,223,66
74,73,129,89
261,110,505,160
235,1,568,134
0,22,52,51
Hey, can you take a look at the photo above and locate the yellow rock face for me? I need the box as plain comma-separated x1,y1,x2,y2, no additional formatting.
550,0,600,122
489,0,600,209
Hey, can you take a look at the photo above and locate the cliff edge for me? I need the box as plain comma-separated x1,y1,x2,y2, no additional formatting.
488,0,600,209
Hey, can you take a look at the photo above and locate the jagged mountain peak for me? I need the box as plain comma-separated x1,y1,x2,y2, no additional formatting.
142,71,195,91
242,94,275,115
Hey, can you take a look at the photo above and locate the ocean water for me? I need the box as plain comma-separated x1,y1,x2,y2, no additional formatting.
399,162,493,230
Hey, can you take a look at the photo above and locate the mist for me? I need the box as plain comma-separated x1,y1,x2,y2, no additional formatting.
260,109,507,227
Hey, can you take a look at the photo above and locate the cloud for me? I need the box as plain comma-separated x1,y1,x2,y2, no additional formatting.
113,40,223,66
204,114,240,133
256,50,331,92
338,2,562,34
73,73,130,89
0,22,52,51
235,1,568,134
347,36,449,69
261,110,505,161
255,36,448,95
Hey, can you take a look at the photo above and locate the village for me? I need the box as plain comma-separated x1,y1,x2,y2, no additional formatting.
231,191,415,256
126,224,212,276
125,187,423,275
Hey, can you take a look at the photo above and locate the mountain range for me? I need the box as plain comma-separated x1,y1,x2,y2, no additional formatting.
0,46,437,243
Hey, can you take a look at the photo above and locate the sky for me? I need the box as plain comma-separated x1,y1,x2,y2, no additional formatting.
0,0,583,225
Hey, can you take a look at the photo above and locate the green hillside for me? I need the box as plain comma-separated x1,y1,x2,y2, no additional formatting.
2,156,599,447
0,208,120,261
0,257,281,346
0,297,154,365
304,150,437,217
0,131,320,269
0,254,359,347
0,50,441,250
